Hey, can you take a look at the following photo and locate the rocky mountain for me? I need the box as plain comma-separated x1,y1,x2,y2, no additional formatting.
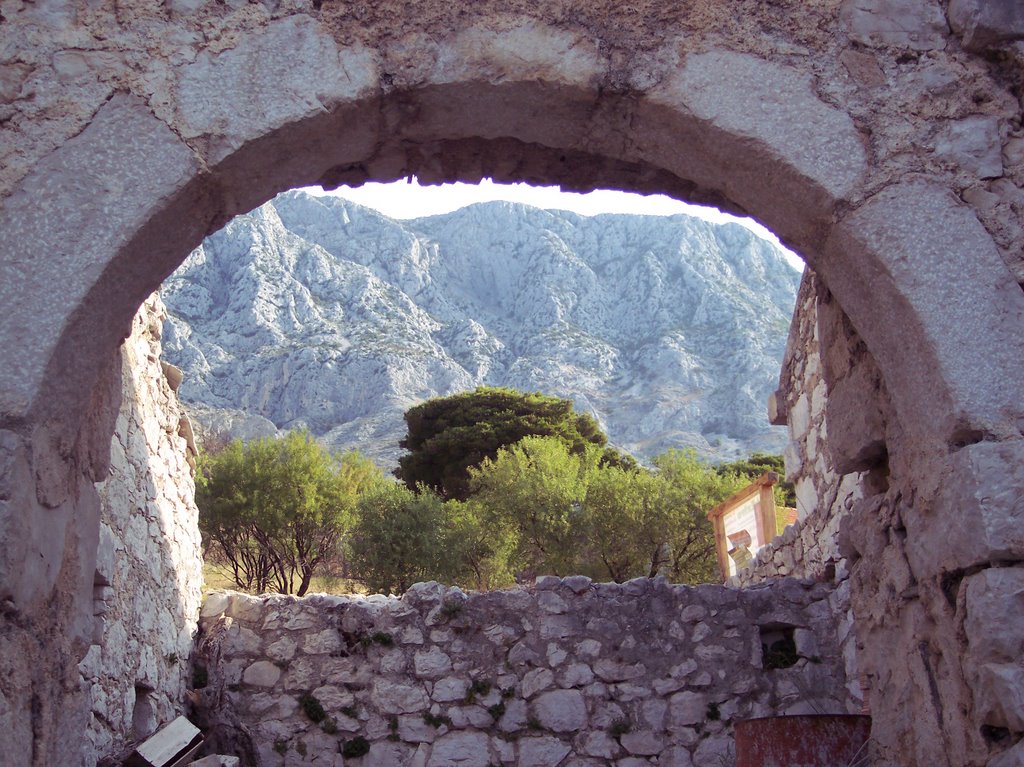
161,190,801,467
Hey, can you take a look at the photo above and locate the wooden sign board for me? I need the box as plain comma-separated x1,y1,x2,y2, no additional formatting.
125,716,203,767
707,472,780,581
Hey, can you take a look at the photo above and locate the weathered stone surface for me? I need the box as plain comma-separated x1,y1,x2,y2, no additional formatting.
372,680,430,714
173,16,378,164
822,183,1024,448
426,731,490,767
518,735,572,767
907,442,1024,576
949,0,1024,51
935,116,1004,179
840,0,949,50
664,50,866,221
243,661,282,688
414,647,453,679
668,692,706,727
533,689,588,732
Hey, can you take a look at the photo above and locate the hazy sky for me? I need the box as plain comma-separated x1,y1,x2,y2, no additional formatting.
302,179,805,271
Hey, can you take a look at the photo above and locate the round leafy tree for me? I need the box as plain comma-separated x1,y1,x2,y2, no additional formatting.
395,386,608,500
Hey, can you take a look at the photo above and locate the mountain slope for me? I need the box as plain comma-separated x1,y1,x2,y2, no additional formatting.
161,191,800,466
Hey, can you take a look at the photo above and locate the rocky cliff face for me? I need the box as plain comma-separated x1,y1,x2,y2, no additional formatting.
161,191,800,465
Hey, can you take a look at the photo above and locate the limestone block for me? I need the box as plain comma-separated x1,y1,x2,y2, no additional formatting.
498,698,528,732
906,442,1024,576
620,730,664,756
312,685,354,711
546,643,568,666
448,704,493,729
414,647,452,679
266,636,298,663
432,676,469,703
372,679,429,714
533,689,587,732
659,746,695,767
174,16,378,164
538,591,568,614
823,365,887,474
935,116,1004,179
242,660,281,688
426,731,490,767
560,663,594,687
840,0,949,50
965,568,1024,662
669,692,706,727
593,660,645,683
989,738,1024,767
368,740,417,767
398,714,437,743
201,592,231,619
562,576,592,594
518,735,572,767
521,668,555,698
823,182,1024,447
675,50,867,207
579,731,618,758
949,0,1024,51
975,663,1024,730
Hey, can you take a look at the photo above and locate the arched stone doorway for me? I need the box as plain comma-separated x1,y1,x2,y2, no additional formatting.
0,5,1022,766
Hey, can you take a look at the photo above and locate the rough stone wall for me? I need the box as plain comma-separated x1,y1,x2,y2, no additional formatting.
195,577,853,767
78,295,204,766
732,270,891,715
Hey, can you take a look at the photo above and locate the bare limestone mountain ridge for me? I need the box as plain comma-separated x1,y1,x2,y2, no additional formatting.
160,190,801,467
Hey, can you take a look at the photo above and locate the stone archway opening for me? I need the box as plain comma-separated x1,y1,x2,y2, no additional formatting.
2,10,1023,767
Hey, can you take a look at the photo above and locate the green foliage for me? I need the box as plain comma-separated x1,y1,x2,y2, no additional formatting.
196,429,384,595
646,449,747,583
299,693,326,723
348,483,449,594
395,387,608,500
467,436,598,577
716,452,796,508
342,736,371,758
609,718,631,737
423,712,452,728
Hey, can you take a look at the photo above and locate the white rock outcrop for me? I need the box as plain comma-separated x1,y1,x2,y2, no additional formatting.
161,191,800,464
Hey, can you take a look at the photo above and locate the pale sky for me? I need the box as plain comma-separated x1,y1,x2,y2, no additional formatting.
301,179,805,271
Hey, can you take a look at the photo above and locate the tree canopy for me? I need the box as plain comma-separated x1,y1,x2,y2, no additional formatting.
195,430,383,595
716,452,796,508
395,386,608,500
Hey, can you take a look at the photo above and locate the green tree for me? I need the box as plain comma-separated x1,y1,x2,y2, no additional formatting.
581,464,666,582
653,449,747,583
444,499,518,591
196,430,382,595
716,452,796,508
395,387,608,501
347,483,449,594
466,436,599,577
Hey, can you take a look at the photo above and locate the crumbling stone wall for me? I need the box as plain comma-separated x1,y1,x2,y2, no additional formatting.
80,295,204,765
195,577,853,767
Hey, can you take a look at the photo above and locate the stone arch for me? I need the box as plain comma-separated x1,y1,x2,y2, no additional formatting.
3,17,1020,459
1,7,1024,767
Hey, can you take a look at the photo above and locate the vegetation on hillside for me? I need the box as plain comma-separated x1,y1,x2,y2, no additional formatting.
196,389,784,595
